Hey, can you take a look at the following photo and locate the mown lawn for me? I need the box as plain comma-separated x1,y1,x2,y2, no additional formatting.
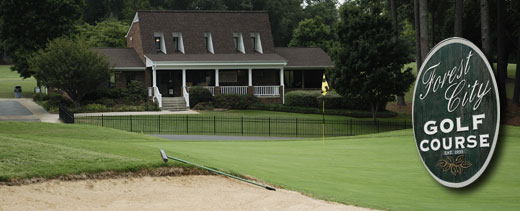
0,65,37,98
1,122,518,210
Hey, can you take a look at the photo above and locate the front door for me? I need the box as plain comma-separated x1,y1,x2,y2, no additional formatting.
158,70,182,97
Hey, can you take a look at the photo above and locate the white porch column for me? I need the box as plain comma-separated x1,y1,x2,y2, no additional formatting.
152,66,157,87
215,69,219,86
182,69,186,87
280,67,284,86
248,68,252,86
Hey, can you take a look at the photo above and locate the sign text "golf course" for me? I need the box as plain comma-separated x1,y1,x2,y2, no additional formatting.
418,51,492,112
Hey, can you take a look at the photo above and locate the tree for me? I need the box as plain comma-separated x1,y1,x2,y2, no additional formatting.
454,0,463,37
76,19,129,48
29,38,111,106
414,0,422,67
419,0,429,62
496,0,508,111
0,0,83,78
259,0,304,46
389,0,406,106
331,1,414,122
303,0,338,27
480,0,491,60
289,16,332,52
83,0,108,24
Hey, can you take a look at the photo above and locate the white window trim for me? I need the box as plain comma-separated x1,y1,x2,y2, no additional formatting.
233,33,245,54
204,32,214,54
172,32,185,54
250,32,263,54
154,32,167,54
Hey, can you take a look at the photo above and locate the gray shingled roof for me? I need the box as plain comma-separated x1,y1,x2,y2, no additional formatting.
145,53,286,63
136,10,275,55
275,47,333,69
95,48,144,68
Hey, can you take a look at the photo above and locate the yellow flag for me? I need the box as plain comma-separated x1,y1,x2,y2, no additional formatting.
321,74,329,96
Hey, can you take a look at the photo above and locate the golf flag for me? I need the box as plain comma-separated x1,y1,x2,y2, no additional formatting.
321,74,329,96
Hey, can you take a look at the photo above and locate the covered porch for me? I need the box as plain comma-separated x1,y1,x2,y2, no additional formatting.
146,59,286,108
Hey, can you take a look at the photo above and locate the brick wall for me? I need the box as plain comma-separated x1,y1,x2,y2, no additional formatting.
127,22,145,63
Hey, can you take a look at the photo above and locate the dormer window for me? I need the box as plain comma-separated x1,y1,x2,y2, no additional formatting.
154,32,166,54
155,37,161,51
172,32,184,54
204,32,214,54
233,33,245,54
250,32,263,53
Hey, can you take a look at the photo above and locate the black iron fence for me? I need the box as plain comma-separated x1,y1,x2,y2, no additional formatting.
74,114,412,137
59,105,74,123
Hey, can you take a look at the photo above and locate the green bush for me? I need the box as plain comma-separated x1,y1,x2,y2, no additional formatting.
213,94,259,109
285,90,319,108
250,103,397,118
189,86,212,108
124,80,147,102
144,102,160,111
33,93,73,107
193,102,214,110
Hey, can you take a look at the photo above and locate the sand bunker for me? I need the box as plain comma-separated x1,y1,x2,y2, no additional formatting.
0,175,372,211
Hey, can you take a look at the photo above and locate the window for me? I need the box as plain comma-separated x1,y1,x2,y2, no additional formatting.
154,32,166,53
233,33,245,53
220,71,238,82
173,37,179,52
204,32,214,54
250,32,263,53
155,36,161,51
251,36,256,50
172,32,184,53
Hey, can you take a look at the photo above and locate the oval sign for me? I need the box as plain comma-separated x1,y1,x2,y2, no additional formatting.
413,38,500,188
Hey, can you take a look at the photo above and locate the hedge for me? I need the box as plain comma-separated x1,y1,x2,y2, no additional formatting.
213,94,259,109
250,103,397,118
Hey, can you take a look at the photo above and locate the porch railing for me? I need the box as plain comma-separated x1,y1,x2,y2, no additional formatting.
187,86,215,96
183,86,190,107
221,86,248,95
254,86,280,96
153,86,162,108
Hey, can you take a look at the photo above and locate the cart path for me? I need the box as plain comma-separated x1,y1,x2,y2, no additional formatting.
0,98,59,123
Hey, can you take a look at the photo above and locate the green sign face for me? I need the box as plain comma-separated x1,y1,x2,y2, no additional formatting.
413,38,500,188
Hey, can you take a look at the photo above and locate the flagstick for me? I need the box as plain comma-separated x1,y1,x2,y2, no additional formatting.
322,95,325,147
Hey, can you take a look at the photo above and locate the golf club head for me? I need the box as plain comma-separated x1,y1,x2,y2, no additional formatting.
160,149,168,163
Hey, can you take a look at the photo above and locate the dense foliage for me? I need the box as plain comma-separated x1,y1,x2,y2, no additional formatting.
331,1,414,121
29,37,111,106
76,19,129,48
213,94,259,109
188,86,213,108
0,0,84,78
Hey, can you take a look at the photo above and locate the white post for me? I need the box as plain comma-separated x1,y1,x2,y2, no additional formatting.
280,67,284,86
182,69,186,87
248,68,252,86
280,67,285,104
215,69,219,86
152,66,157,87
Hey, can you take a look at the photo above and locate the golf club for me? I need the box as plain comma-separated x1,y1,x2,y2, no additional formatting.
160,149,276,191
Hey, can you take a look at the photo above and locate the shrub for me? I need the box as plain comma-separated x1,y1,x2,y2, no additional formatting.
124,80,147,102
189,86,212,108
250,103,397,118
213,94,259,109
193,102,214,110
144,102,160,111
80,103,107,112
285,90,319,108
33,93,73,107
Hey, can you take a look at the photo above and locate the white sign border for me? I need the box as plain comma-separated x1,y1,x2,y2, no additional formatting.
412,37,500,188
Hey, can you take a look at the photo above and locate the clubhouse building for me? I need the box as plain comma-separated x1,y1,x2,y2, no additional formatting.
97,10,333,110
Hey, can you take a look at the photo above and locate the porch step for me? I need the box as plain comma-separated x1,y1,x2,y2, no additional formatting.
161,97,188,111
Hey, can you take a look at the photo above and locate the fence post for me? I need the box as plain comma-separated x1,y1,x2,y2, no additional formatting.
130,115,133,132
268,117,271,136
241,116,244,135
186,115,189,134
404,120,407,129
158,115,161,133
350,119,353,136
101,114,104,127
295,118,298,137
214,116,216,134
377,120,380,133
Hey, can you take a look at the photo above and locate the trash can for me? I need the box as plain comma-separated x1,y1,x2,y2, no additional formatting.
14,86,22,98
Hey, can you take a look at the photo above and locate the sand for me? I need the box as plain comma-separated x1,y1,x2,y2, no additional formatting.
0,175,373,211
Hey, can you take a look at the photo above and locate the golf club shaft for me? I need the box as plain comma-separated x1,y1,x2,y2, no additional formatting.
166,155,276,191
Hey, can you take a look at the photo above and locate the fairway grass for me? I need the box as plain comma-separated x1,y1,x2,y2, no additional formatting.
0,65,37,98
1,122,518,210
